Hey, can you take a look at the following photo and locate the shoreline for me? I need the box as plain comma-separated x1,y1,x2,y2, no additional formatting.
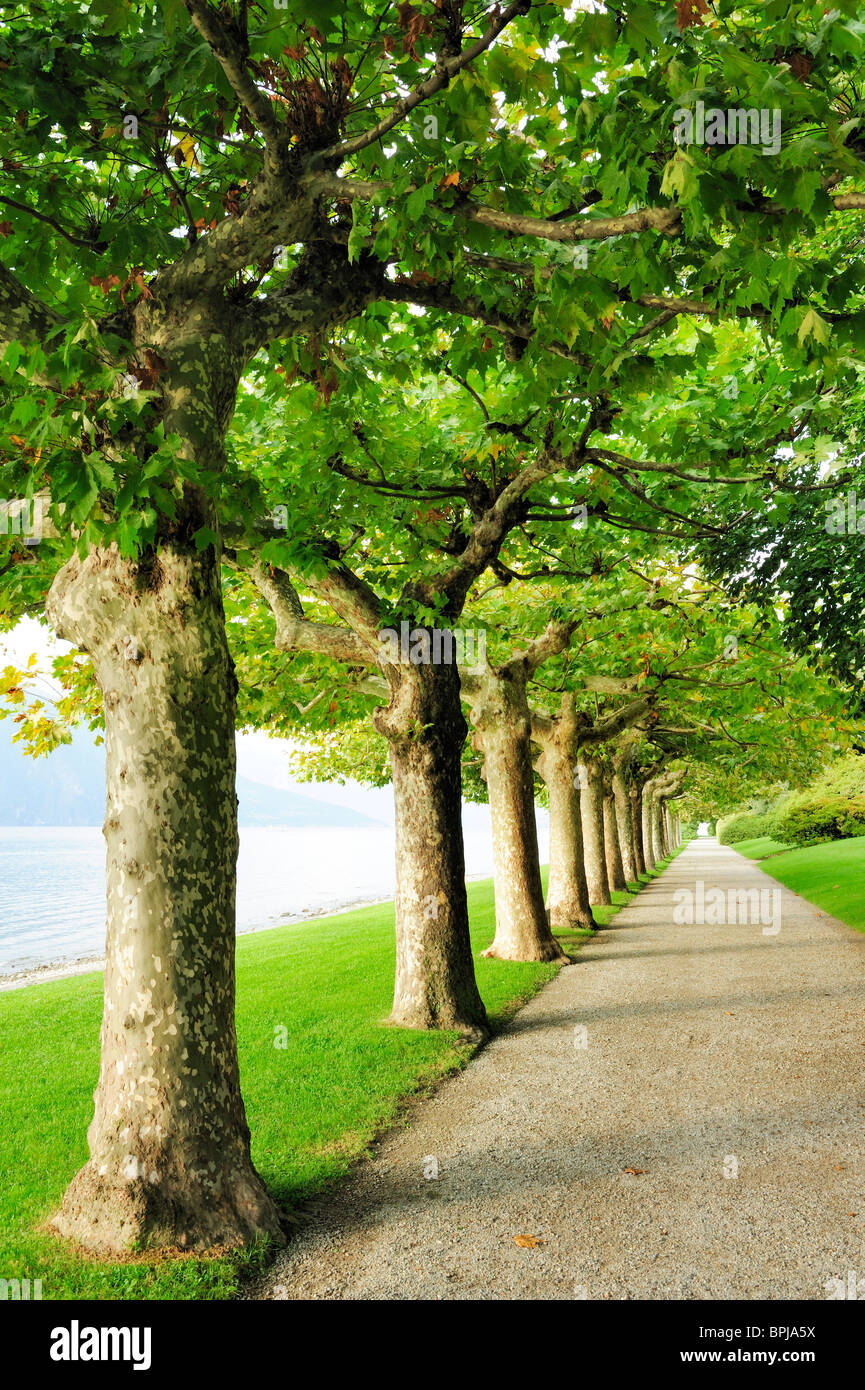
0,893,393,994
0,873,495,995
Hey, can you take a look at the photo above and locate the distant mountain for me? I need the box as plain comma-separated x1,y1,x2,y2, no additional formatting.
235,777,377,828
0,723,379,828
0,722,104,825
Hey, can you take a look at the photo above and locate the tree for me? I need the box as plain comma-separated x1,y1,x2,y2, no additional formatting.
235,367,614,1017
535,688,655,916
466,621,575,963
4,0,865,1252
0,0,576,1250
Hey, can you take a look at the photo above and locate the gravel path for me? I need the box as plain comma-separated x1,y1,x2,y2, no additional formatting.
252,839,865,1300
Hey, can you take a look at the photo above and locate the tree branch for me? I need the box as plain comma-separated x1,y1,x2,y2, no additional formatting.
231,246,386,360
251,562,375,665
308,558,385,653
588,448,770,486
309,0,532,169
0,260,63,358
408,438,585,614
0,195,107,253
580,694,656,746
183,0,283,163
302,172,683,246
505,618,577,679
380,276,592,370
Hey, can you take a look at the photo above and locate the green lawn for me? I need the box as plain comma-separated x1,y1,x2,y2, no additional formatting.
733,835,865,933
729,836,793,860
0,865,662,1301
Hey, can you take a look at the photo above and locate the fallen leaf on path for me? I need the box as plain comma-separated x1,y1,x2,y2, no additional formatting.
513,1234,544,1248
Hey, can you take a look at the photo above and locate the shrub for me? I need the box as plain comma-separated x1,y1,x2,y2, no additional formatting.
718,812,775,845
810,752,865,799
774,794,865,847
761,791,797,842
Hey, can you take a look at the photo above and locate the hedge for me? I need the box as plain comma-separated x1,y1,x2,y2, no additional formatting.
774,794,865,846
718,812,776,845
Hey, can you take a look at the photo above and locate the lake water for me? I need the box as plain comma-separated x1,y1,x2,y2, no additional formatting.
0,820,549,974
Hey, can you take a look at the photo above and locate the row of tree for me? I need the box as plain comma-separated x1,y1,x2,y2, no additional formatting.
1,0,863,1257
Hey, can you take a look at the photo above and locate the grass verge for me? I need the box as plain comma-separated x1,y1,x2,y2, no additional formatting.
729,836,793,860
0,870,650,1300
734,835,865,934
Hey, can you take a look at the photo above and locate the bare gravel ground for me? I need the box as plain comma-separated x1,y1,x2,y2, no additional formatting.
252,839,865,1300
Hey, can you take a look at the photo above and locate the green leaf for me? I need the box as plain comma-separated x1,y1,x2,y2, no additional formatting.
348,201,374,265
797,308,831,349
193,526,218,552
660,151,698,203
404,182,437,222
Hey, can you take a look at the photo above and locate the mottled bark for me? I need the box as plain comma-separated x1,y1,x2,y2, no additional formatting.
46,544,283,1254
375,661,488,1039
578,755,611,906
471,668,567,962
642,780,657,873
612,768,637,884
603,781,627,893
651,795,666,865
531,691,653,917
256,567,489,1039
630,782,646,877
535,732,594,932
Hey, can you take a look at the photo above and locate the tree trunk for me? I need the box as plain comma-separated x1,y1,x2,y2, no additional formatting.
471,669,567,962
642,781,657,873
375,661,488,1039
46,544,284,1255
578,755,611,906
612,769,637,883
603,784,627,892
630,782,646,877
652,797,666,864
535,737,594,931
